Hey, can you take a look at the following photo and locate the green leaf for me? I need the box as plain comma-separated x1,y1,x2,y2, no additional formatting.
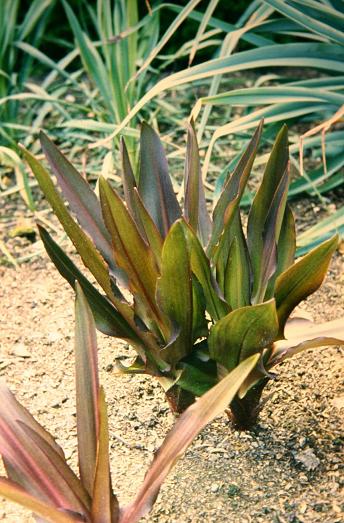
191,275,208,340
188,0,220,65
121,140,164,264
132,189,164,269
224,234,250,309
181,221,229,320
21,147,114,299
265,203,296,298
296,206,344,252
135,0,203,79
177,348,218,396
138,122,181,237
120,138,139,221
184,119,211,245
120,354,259,523
39,132,116,273
215,210,250,301
92,42,344,148
61,0,119,121
99,177,166,336
209,300,279,371
157,221,193,364
38,225,141,342
264,0,344,45
247,125,289,302
274,235,338,335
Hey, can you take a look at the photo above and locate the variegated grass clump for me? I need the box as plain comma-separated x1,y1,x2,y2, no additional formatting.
22,120,344,429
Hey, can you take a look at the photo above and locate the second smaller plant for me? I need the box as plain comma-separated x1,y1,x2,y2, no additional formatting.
0,283,259,522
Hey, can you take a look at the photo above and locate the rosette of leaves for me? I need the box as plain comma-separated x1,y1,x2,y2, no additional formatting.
0,283,259,522
22,120,344,429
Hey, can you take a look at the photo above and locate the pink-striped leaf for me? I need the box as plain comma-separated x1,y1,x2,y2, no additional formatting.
0,383,90,516
0,478,84,523
91,388,119,523
74,283,100,496
269,317,344,366
119,354,259,523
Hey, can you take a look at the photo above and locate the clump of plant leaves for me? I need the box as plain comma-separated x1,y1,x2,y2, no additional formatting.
22,120,344,429
0,283,259,522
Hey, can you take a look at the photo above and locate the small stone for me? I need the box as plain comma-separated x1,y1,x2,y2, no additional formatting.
11,343,31,358
295,448,320,471
332,395,344,410
47,331,63,344
0,361,10,372
211,483,219,493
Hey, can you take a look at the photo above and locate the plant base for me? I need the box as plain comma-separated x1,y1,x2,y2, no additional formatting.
228,379,269,430
165,385,195,414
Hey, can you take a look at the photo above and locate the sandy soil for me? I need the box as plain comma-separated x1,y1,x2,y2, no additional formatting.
0,236,343,523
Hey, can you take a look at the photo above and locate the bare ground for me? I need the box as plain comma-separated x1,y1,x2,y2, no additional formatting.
0,242,343,522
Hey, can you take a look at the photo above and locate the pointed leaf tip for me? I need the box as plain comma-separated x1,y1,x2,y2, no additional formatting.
139,122,181,237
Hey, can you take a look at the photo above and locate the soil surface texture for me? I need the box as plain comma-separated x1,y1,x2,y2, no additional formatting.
0,194,343,523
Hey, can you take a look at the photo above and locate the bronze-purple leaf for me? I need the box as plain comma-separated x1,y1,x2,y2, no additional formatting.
139,121,181,237
39,132,115,272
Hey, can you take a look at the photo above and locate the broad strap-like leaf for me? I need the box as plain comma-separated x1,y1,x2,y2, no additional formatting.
184,119,211,245
119,354,259,523
257,164,290,302
39,132,115,272
207,120,263,256
208,299,279,371
181,221,229,321
38,225,142,343
132,189,164,269
157,221,193,364
91,388,119,523
274,234,338,335
99,177,167,337
138,122,181,237
21,147,115,300
247,124,289,302
120,138,141,226
38,226,161,365
74,284,100,497
0,384,90,516
215,210,250,305
19,423,91,513
223,233,250,309
191,275,208,340
177,347,218,397
265,203,296,298
0,478,84,523
269,317,344,366
0,378,63,459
